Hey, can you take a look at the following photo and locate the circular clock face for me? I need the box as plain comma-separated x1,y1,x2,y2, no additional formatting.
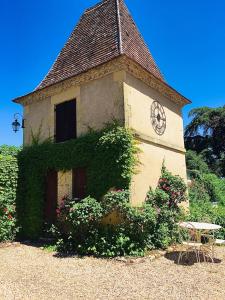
150,101,166,135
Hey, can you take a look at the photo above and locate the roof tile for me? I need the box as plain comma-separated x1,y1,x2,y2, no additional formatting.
36,0,164,90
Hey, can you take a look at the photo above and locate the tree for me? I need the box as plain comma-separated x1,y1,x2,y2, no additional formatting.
186,150,209,178
185,106,225,176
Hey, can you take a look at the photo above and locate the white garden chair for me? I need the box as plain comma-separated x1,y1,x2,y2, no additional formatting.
178,222,202,264
200,234,225,262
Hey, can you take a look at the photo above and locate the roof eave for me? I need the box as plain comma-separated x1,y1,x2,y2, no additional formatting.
13,55,191,106
123,55,191,106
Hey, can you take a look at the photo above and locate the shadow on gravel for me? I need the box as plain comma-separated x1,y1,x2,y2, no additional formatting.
165,251,222,266
20,239,54,248
20,240,97,259
53,252,83,259
20,240,46,248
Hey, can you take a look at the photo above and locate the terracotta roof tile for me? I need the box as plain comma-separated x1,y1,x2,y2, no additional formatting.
36,0,164,90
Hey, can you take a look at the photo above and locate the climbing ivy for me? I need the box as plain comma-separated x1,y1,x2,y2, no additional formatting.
17,124,139,239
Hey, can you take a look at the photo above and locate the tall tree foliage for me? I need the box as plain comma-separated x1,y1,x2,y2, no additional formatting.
185,106,225,176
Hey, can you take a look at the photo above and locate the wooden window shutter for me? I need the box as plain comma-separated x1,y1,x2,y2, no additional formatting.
44,170,58,224
72,168,87,200
55,99,76,143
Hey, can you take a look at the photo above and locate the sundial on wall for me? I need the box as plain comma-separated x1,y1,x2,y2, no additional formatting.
150,101,166,135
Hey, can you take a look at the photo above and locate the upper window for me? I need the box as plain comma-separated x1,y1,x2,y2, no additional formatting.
55,99,76,143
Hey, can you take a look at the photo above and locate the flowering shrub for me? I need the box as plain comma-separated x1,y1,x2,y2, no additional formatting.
157,165,187,208
54,193,157,256
0,195,18,241
144,166,187,248
58,196,103,228
146,190,183,249
101,189,130,216
51,167,185,256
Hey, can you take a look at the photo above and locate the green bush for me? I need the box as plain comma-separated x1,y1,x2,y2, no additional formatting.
145,166,187,248
0,195,18,241
58,196,103,227
202,173,225,205
58,196,103,241
0,146,20,242
188,178,211,203
146,192,182,249
101,189,130,215
214,206,225,239
52,167,185,257
189,200,225,239
186,150,225,239
189,175,225,239
54,192,155,257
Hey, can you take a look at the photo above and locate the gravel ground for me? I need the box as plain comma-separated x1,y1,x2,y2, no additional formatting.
0,243,225,300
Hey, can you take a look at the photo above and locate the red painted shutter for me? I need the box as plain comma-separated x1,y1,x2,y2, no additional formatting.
72,168,87,200
45,170,58,224
55,99,76,143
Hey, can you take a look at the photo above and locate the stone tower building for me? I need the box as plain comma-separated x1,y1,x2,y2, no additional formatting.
14,0,190,206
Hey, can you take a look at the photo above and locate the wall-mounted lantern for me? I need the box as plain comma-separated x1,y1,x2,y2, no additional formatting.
12,113,25,133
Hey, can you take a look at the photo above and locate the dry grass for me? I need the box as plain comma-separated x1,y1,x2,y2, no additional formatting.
0,243,224,300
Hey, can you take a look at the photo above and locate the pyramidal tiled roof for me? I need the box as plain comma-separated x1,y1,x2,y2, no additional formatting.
36,0,164,90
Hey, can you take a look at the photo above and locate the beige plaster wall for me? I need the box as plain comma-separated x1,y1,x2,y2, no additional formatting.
79,71,125,135
124,73,185,151
130,140,187,206
57,170,72,204
23,72,125,145
24,97,52,145
124,72,187,205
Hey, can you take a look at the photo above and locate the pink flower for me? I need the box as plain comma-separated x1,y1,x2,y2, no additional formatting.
8,214,13,220
62,194,68,201
156,208,161,214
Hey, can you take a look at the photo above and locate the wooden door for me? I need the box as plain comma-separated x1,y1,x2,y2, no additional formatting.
45,170,58,224
72,168,87,200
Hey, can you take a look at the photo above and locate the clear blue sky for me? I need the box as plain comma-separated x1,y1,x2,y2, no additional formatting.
1,0,225,146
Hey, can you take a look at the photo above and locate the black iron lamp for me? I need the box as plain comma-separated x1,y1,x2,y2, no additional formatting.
12,113,25,133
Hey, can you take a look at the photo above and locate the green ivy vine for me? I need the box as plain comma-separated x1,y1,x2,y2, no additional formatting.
17,124,139,239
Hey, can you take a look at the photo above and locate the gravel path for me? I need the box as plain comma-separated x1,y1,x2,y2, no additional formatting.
0,243,224,300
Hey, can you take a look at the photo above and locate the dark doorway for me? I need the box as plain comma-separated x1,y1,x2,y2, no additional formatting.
45,170,58,224
72,168,87,201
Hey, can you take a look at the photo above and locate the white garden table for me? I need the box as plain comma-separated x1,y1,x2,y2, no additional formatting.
179,221,222,242
179,222,222,231
178,221,222,262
